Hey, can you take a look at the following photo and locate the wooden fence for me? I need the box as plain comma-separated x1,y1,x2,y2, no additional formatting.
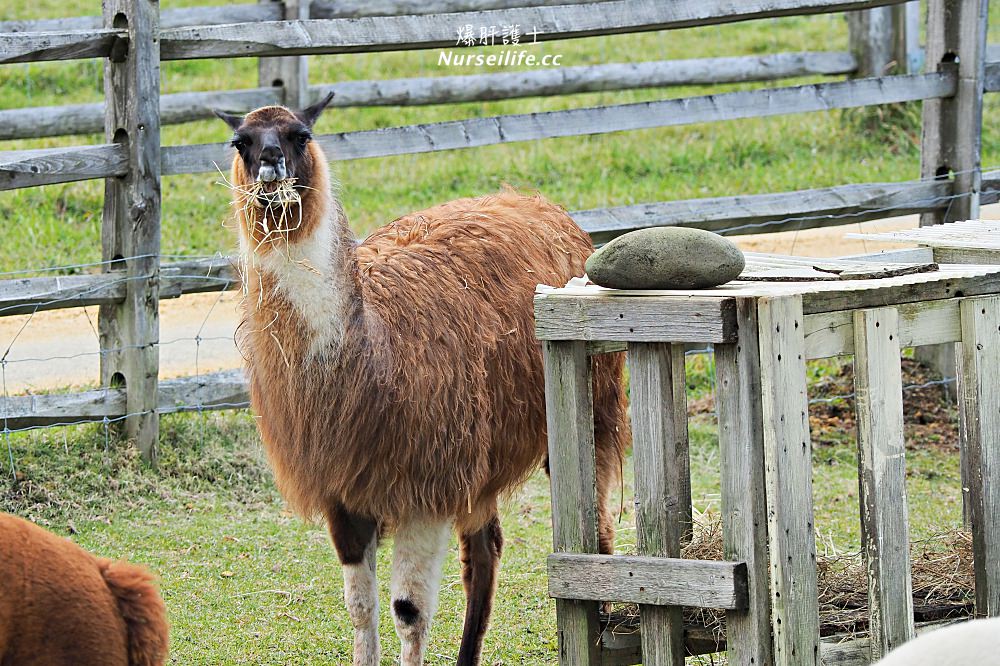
0,0,996,464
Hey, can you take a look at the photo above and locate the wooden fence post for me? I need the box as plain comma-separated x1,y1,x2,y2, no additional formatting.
543,340,603,666
259,0,311,108
920,0,988,226
99,0,161,464
758,295,820,666
848,6,896,77
715,298,772,666
628,342,688,666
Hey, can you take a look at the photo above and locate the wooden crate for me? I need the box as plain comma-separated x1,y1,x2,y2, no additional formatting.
535,262,1000,666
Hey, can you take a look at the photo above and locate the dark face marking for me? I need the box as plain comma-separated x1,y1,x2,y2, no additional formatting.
392,598,421,626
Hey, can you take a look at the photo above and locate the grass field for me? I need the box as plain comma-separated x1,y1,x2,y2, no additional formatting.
0,1,984,663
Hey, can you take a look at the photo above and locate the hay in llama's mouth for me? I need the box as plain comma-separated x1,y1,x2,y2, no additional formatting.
249,177,301,210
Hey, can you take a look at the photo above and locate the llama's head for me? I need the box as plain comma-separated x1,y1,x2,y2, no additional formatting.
214,93,336,249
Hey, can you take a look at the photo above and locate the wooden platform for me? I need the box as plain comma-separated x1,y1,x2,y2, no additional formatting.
536,258,1000,666
847,219,1000,264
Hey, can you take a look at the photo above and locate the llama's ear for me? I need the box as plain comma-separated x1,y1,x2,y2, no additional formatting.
297,92,336,128
213,109,244,131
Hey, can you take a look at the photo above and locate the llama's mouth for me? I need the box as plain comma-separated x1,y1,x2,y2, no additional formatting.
249,177,302,210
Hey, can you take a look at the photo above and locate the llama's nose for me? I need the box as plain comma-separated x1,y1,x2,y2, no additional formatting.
258,144,287,182
260,144,284,168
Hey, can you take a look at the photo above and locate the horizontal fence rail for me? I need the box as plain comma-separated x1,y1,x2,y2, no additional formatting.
1,0,913,64
0,70,954,189
0,369,249,430
0,52,858,141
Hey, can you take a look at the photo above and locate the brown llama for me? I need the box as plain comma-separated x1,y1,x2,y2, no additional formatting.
0,513,169,666
214,94,629,666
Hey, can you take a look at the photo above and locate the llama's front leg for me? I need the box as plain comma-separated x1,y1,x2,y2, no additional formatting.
390,519,452,666
327,504,381,666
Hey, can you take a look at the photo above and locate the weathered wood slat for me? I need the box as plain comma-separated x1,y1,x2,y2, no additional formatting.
0,257,239,318
0,52,855,141
0,29,124,64
157,0,911,60
801,271,1000,315
758,295,821,666
547,553,747,609
99,0,163,463
627,342,687,666
162,72,956,175
0,369,248,430
0,145,128,191
803,297,961,359
920,0,988,225
715,297,773,666
959,297,1000,617
578,179,954,244
258,0,310,108
542,341,603,665
0,88,282,141
533,295,737,343
853,307,915,659
0,5,280,33
310,0,623,18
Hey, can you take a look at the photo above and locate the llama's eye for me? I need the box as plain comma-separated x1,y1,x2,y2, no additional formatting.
294,132,311,148
231,137,248,152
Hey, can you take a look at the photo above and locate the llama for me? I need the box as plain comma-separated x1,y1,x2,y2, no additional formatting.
214,94,629,666
0,513,169,666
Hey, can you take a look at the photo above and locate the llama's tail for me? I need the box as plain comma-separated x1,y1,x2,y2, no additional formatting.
98,559,170,666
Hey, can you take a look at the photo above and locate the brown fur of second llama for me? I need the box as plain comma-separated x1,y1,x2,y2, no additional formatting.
0,513,169,666
216,94,629,666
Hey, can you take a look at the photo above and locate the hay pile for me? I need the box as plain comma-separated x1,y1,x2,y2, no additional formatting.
602,518,974,648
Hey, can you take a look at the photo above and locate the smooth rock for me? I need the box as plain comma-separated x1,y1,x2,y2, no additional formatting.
585,227,745,290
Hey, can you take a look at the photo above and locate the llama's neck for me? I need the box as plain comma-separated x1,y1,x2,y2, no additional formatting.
242,190,360,358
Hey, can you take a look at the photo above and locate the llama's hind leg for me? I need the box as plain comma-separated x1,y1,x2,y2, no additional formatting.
390,518,451,666
327,504,381,666
456,514,503,666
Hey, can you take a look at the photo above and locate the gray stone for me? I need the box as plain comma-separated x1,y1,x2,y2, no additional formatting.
585,227,745,290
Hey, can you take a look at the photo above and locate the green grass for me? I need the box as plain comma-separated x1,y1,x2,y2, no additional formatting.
0,2,978,662
1,354,965,664
4,2,1000,273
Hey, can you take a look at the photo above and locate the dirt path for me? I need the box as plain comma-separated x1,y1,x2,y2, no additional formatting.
4,206,998,393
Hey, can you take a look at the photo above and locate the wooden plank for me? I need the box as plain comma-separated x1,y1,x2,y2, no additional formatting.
848,6,896,77
578,179,953,244
853,307,915,658
959,297,1000,617
158,0,912,60
803,297,961,358
0,4,280,33
0,52,854,141
670,343,692,545
258,0,310,108
99,0,162,464
933,247,1000,264
311,0,630,18
533,295,737,344
543,341,603,665
758,295,820,666
627,342,687,666
0,369,248,429
163,72,955,175
547,553,747,609
0,144,128,191
0,88,282,141
715,297,773,666
0,257,239,318
0,29,124,64
920,0,989,226
310,51,856,105
800,270,1000,315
